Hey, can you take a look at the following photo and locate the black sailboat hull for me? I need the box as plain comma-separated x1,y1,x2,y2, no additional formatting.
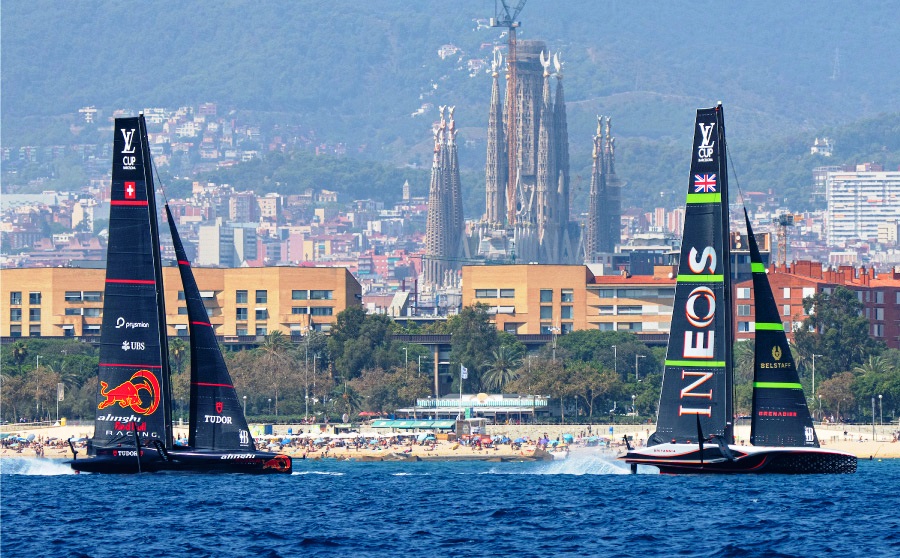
69,447,292,474
622,444,857,474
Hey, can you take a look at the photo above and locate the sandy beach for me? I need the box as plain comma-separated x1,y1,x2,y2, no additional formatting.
2,422,898,463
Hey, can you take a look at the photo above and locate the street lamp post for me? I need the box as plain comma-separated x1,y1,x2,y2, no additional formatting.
635,355,645,382
811,354,823,395
243,395,247,416
879,393,883,431
872,397,876,440
35,355,42,419
268,398,272,415
550,326,560,361
631,394,636,421
611,345,617,376
418,355,422,377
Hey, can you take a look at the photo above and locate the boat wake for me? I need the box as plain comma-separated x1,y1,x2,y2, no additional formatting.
0,458,77,476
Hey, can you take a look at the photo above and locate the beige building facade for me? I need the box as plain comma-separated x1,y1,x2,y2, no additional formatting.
1,266,361,339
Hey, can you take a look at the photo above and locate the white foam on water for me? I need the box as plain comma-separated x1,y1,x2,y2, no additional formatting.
0,458,77,476
292,470,345,476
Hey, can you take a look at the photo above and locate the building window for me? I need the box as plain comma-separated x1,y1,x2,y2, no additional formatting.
737,305,751,316
236,308,248,321
255,309,268,320
178,291,186,300
475,289,497,298
236,290,248,304
873,324,884,337
561,306,574,320
561,289,574,303
738,321,752,332
84,325,101,336
499,289,515,298
875,291,884,304
598,306,614,315
10,292,21,305
292,307,308,315
255,290,267,304
29,308,41,321
540,289,553,303
540,306,553,320
561,323,574,334
783,288,791,299
63,328,75,338
783,305,791,316
256,327,267,336
875,308,884,321
10,309,21,322
618,322,642,332
737,288,750,299
292,290,308,300
310,290,333,300
236,328,249,336
617,306,642,315
177,328,189,337
178,307,189,315
503,323,520,333
9,325,22,337
539,324,554,334
84,308,101,317
802,287,815,300
65,308,81,316
83,291,102,302
597,289,615,298
658,288,676,298
29,292,41,305
29,325,41,337
598,323,614,331
65,291,82,302
310,307,333,316
617,289,647,298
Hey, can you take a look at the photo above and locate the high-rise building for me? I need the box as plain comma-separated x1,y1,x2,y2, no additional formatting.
825,170,900,246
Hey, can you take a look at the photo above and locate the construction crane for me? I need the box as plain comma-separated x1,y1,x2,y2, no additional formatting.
490,0,527,226
775,213,801,267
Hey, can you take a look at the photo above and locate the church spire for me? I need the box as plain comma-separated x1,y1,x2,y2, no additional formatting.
485,49,507,224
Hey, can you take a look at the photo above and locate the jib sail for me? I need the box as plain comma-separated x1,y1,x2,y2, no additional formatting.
745,210,819,447
164,205,255,451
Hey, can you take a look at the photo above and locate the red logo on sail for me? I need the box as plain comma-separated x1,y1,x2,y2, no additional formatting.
216,401,223,414
98,370,161,416
125,181,137,199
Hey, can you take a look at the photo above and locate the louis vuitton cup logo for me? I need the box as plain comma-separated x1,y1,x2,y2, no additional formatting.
697,122,716,162
121,128,137,170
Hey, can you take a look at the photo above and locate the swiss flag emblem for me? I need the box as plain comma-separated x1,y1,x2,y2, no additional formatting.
125,181,136,199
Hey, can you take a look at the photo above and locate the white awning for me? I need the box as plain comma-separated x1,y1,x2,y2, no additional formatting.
200,291,215,299
174,324,187,330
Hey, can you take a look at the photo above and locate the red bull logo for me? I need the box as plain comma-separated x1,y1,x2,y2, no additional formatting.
98,370,161,415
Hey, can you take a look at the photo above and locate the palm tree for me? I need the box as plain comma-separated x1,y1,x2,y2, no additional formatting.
258,331,294,416
482,345,525,392
11,341,28,373
852,355,891,376
169,338,189,375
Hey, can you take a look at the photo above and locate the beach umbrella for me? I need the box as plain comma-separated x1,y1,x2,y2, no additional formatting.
514,438,526,443
563,434,574,443
26,434,35,442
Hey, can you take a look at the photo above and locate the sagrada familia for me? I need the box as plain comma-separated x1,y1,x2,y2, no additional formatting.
423,40,621,288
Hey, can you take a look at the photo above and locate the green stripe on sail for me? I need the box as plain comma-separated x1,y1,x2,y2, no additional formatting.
754,322,785,331
754,382,802,389
751,262,766,273
665,360,727,368
676,274,724,283
686,193,722,204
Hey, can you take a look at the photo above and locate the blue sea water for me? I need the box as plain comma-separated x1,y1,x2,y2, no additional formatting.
2,453,898,558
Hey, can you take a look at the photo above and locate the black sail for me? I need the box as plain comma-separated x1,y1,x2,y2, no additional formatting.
745,211,819,447
649,105,734,446
164,205,255,451
92,116,173,449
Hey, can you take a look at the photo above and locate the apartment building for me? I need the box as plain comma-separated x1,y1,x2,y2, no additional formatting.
826,170,900,246
1,266,361,339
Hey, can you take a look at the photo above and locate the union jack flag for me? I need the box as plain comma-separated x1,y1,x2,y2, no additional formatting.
693,173,717,193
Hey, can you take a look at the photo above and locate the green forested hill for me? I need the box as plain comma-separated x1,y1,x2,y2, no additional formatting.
3,1,900,212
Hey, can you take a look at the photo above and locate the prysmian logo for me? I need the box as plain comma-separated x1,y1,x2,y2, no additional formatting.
116,317,150,329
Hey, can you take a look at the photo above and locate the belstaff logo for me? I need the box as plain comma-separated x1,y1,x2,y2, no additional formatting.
772,346,782,361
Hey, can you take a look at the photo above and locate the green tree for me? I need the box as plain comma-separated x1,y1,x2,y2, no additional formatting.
257,331,295,416
446,304,500,391
482,345,524,392
793,286,883,380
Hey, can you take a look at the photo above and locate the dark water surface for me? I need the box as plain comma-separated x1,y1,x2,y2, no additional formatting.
2,453,898,557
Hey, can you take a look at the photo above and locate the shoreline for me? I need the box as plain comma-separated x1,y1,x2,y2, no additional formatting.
3,423,898,462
